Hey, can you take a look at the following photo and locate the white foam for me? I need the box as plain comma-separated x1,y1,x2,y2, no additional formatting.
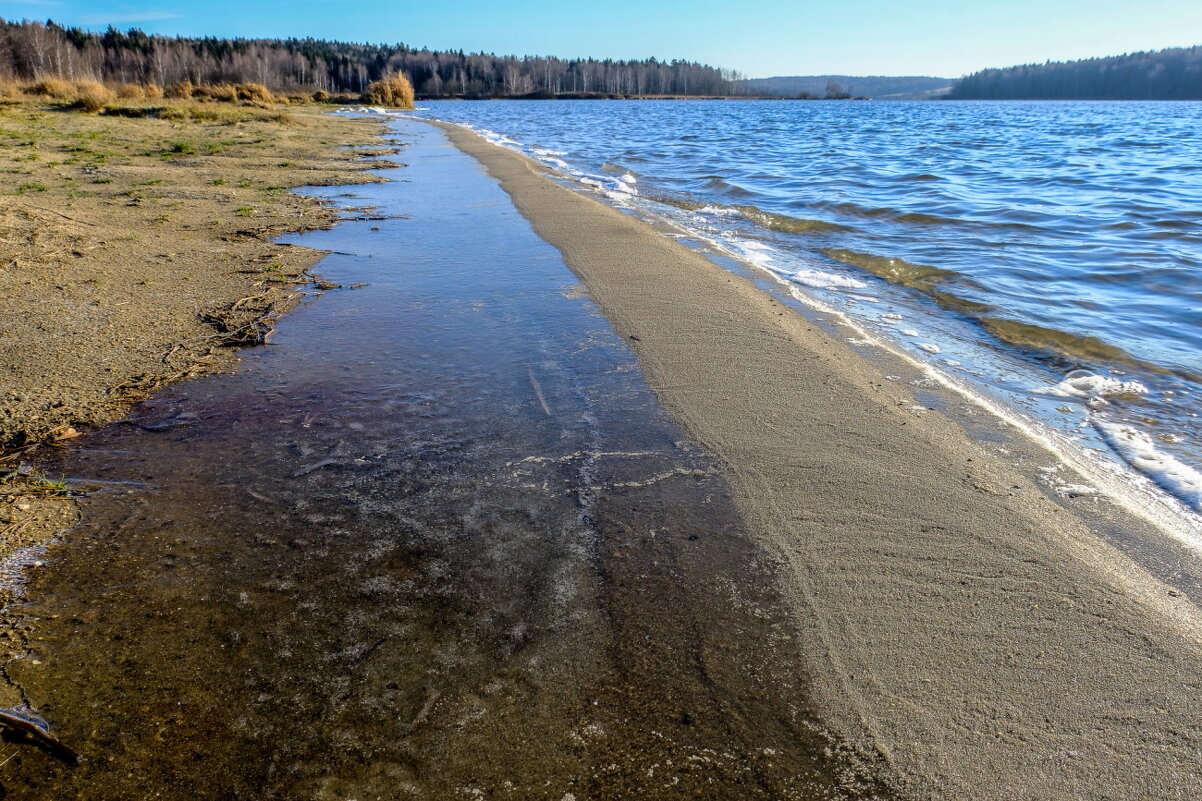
901,329,919,336
1095,421,1202,511
1039,466,1100,499
732,240,776,270
696,205,739,217
791,269,868,289
918,343,942,354
1034,370,1149,402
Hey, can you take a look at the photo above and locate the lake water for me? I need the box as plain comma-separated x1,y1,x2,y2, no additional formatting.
409,100,1202,520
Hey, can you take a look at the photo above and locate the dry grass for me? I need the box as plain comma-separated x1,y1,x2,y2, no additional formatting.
115,83,146,100
72,80,114,113
0,77,332,115
364,73,415,109
26,77,76,99
166,80,194,100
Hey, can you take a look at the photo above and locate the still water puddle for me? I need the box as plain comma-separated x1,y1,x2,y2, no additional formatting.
0,122,879,798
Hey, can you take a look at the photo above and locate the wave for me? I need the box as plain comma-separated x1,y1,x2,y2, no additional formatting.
821,248,959,291
978,317,1163,372
733,206,853,234
820,249,1188,381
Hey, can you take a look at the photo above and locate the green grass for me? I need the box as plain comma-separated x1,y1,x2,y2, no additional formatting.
16,182,46,194
166,141,197,156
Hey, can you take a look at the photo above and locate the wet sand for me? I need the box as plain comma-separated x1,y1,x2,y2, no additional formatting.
434,121,1202,799
1,121,884,798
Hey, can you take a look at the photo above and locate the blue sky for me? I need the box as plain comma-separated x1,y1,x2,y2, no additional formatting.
5,0,1201,78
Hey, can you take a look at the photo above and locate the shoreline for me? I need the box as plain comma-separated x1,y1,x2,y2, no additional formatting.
0,104,390,568
0,119,890,798
432,119,1202,799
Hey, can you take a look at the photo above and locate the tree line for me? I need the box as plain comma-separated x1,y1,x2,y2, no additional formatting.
0,18,744,98
949,45,1202,100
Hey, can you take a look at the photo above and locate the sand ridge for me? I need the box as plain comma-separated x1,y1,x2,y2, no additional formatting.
432,119,1202,800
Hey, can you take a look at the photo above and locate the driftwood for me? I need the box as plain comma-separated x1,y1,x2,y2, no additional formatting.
0,710,80,765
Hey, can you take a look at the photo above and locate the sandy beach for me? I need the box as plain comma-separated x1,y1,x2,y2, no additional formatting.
0,105,388,563
0,110,1198,799
435,120,1202,799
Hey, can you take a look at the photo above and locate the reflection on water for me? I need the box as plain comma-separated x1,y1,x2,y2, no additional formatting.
0,122,883,798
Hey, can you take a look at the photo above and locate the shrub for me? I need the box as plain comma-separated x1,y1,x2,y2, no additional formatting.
165,80,194,100
76,91,110,113
72,80,114,113
196,83,237,102
25,78,74,98
144,83,164,99
364,73,414,109
312,89,330,103
115,83,145,99
234,82,274,104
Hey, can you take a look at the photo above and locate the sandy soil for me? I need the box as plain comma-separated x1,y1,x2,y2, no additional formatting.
0,103,389,564
434,120,1202,800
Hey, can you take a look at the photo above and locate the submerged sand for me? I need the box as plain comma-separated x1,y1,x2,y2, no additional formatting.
434,120,1202,800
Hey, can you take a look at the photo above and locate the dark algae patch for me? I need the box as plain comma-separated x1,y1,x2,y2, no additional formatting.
821,248,959,292
0,122,888,799
822,247,1190,378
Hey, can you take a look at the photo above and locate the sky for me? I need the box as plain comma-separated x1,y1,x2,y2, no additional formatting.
4,0,1202,78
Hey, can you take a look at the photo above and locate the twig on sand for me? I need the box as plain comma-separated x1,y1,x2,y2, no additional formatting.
407,687,441,733
19,205,97,227
292,458,338,477
0,710,80,766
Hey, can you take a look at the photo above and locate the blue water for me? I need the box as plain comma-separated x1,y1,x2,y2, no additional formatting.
408,100,1202,515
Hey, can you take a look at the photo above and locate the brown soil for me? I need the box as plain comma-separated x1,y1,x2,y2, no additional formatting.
0,102,389,566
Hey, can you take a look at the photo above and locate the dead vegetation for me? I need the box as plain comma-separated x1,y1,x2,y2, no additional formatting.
364,73,416,109
0,77,364,115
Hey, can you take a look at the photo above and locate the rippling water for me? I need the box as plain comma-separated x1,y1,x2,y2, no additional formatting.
411,100,1202,517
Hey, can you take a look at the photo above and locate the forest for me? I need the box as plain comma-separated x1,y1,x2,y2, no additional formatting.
0,18,743,98
949,46,1202,100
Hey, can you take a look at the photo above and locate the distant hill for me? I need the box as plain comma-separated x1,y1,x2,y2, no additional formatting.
739,75,953,99
949,45,1202,99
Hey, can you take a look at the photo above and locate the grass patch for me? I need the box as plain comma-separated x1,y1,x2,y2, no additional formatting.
16,183,46,194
